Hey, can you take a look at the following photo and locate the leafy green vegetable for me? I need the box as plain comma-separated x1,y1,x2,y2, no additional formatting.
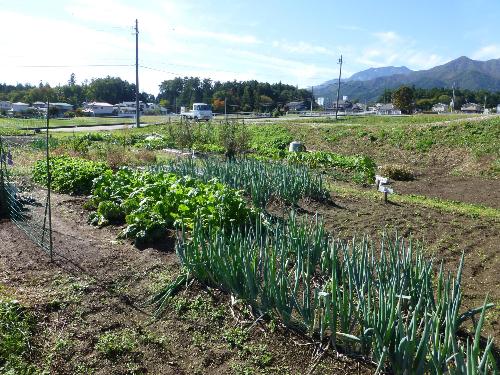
32,155,110,195
89,167,252,245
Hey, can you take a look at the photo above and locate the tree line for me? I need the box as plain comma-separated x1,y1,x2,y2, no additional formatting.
3,74,497,115
0,75,154,107
0,75,313,114
157,77,314,112
380,86,500,113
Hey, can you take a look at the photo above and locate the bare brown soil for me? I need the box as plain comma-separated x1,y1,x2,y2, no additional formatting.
392,169,500,209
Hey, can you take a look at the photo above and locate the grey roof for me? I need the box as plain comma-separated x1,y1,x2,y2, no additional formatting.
378,104,397,110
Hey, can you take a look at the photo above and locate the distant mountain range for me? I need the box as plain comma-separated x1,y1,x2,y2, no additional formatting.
314,56,500,103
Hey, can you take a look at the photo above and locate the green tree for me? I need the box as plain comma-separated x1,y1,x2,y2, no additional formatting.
379,88,393,103
86,76,135,104
437,94,451,104
415,98,434,111
392,86,414,114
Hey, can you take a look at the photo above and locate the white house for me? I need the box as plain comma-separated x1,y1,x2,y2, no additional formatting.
376,103,401,115
432,103,449,113
32,101,47,109
11,102,29,113
116,101,144,117
461,103,482,114
0,101,11,111
83,102,115,116
144,102,168,114
497,104,500,113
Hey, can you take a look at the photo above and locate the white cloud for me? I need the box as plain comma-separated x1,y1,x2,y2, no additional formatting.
373,31,401,45
229,50,338,86
472,45,500,60
174,27,261,45
272,40,337,56
355,31,448,70
0,3,458,95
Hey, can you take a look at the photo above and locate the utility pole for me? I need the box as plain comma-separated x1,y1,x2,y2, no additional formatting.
310,86,314,113
335,55,343,120
45,100,53,262
451,82,456,113
135,19,140,128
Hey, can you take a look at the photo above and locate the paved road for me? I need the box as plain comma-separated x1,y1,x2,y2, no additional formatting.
43,123,154,132
43,113,498,132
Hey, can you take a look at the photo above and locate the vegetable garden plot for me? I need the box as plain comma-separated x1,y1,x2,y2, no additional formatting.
169,213,497,374
0,136,53,258
87,167,252,246
155,157,329,207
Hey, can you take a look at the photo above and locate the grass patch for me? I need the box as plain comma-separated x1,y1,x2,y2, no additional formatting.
95,328,138,359
0,298,38,374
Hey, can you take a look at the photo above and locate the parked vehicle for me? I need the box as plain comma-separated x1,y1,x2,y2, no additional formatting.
180,103,213,121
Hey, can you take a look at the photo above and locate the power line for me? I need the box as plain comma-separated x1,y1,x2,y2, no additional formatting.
139,65,178,75
13,64,134,68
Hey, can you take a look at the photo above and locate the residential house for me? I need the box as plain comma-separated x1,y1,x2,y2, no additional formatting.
461,103,482,114
432,103,449,113
11,102,29,113
116,101,145,117
327,100,353,112
286,101,307,112
352,103,366,113
51,103,74,114
144,102,168,115
32,101,47,109
0,101,11,111
83,102,115,116
376,103,401,115
497,104,500,114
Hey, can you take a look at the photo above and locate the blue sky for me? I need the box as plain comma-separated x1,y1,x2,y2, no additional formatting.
1,0,499,95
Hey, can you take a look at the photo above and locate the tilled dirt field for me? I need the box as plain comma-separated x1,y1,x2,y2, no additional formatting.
392,169,500,209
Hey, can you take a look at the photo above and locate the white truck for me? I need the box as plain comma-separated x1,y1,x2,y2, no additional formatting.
180,103,213,121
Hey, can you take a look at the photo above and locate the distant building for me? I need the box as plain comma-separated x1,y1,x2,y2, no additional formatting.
286,101,307,112
376,103,401,115
144,102,168,115
497,104,500,113
352,103,366,113
327,99,353,112
0,101,11,111
32,101,47,109
432,103,449,113
461,103,482,114
116,101,145,117
11,102,29,113
83,102,115,116
51,103,74,113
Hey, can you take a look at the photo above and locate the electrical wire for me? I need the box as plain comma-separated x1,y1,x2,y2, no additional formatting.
17,64,134,68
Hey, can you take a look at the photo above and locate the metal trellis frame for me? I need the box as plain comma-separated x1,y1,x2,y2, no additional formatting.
0,102,53,260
